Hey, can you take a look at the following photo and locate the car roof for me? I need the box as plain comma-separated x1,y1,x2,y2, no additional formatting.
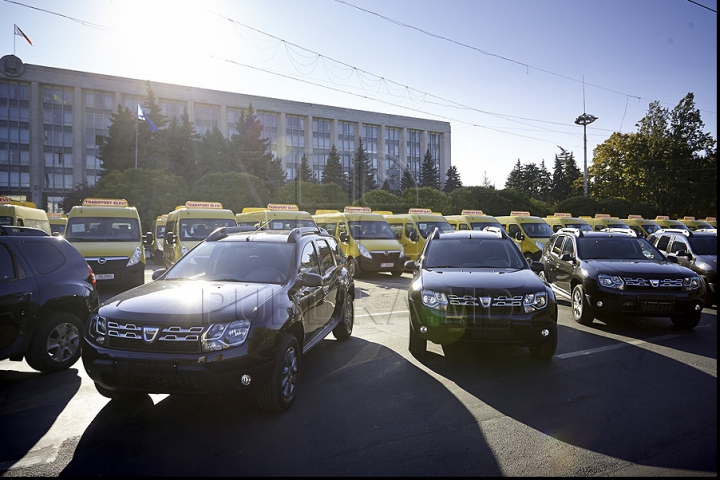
429,226,508,240
556,229,635,239
206,226,332,243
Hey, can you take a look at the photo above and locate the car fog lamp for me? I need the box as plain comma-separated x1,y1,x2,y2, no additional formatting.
540,328,550,338
96,336,105,345
420,326,428,333
695,304,702,312
596,300,604,308
241,375,252,386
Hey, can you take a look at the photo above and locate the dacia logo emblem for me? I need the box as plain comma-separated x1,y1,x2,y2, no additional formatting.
143,326,159,343
650,279,659,287
480,296,492,308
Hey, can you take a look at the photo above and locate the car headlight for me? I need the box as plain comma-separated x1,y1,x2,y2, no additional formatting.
400,245,405,259
598,274,624,290
127,246,142,267
201,320,251,352
535,241,545,251
86,313,108,344
683,276,702,291
523,292,548,313
357,243,373,259
420,290,448,309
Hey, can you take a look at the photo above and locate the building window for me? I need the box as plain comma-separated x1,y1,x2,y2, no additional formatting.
385,127,401,193
257,111,278,160
194,104,219,136
407,129,421,183
85,90,113,186
338,121,355,178
428,131,440,177
362,125,378,184
227,107,243,137
312,118,330,182
161,99,186,124
0,80,31,193
285,115,305,180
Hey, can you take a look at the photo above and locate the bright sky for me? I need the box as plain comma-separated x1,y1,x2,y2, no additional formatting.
2,0,717,188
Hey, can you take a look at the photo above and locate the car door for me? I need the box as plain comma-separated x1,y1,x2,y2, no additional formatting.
316,238,340,326
297,241,326,344
554,235,576,295
668,235,693,268
0,241,39,353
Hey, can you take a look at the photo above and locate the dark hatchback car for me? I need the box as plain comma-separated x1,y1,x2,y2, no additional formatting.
539,229,705,329
406,227,558,359
0,226,99,373
82,226,355,413
647,229,717,307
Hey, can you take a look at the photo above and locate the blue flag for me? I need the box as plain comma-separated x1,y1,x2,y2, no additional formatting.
137,104,159,132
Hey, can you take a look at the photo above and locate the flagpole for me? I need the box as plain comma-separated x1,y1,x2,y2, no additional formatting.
135,112,138,169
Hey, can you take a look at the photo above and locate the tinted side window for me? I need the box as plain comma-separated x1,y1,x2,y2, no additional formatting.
0,243,17,280
669,237,687,254
20,240,66,273
561,237,575,256
317,239,335,274
550,236,563,255
655,235,671,251
299,242,320,275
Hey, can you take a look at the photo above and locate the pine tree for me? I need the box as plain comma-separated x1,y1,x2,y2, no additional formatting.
350,137,376,202
443,165,463,193
296,154,315,183
419,148,440,189
321,144,348,193
400,167,416,192
381,178,391,192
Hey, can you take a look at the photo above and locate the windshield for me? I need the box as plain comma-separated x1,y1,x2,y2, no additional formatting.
424,238,526,269
469,222,503,230
418,221,454,239
689,236,717,255
65,217,140,242
643,224,662,234
348,221,396,240
520,222,554,238
265,218,316,230
165,241,295,284
50,224,65,235
155,225,165,238
179,218,237,240
565,223,593,232
577,237,665,261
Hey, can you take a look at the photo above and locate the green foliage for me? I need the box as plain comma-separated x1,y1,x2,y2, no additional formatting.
595,197,635,219
190,172,270,214
419,148,440,189
401,187,451,215
58,181,98,213
447,186,511,216
400,168,416,192
296,154,315,183
321,145,348,193
555,196,598,217
443,165,463,193
350,137,376,202
95,169,188,232
496,189,535,216
356,189,404,212
273,181,348,213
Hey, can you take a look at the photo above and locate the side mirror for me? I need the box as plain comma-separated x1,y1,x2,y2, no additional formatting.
667,255,679,264
675,249,691,258
530,261,544,273
559,253,573,262
404,260,418,272
339,231,348,243
298,271,322,287
165,231,175,244
409,231,418,242
144,232,155,246
514,231,525,241
394,232,401,240
151,268,167,280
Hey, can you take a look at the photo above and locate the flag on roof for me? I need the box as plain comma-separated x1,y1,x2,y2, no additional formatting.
137,104,159,132
14,25,32,46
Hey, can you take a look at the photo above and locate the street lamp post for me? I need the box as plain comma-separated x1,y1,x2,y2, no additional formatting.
574,112,598,197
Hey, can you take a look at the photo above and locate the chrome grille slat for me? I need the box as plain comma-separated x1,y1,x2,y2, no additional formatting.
107,322,206,342
447,294,523,307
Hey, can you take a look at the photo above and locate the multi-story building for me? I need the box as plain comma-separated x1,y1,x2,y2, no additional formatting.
0,54,451,213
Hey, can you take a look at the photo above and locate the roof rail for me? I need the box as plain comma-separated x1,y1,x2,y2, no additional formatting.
558,227,583,237
206,225,261,242
656,228,693,236
600,227,637,237
287,226,323,243
0,225,51,236
483,226,507,239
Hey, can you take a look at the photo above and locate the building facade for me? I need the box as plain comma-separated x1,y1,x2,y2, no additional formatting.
0,54,451,213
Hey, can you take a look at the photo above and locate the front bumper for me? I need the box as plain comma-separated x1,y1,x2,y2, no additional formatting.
582,284,705,318
409,300,557,347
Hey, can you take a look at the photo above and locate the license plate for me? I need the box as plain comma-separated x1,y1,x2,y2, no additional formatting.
381,263,394,268
96,273,114,280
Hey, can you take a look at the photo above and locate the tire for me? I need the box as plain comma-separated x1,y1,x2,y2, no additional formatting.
25,312,83,373
391,269,403,277
571,284,594,325
332,293,354,341
347,257,359,278
408,322,426,356
529,324,557,359
257,333,300,413
524,253,534,266
671,310,702,330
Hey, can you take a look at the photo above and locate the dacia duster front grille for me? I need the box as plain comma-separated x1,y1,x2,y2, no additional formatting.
622,277,685,291
448,294,524,307
105,321,205,353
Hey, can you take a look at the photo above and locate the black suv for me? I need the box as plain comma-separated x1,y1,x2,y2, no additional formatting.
646,229,717,307
82,226,355,413
0,226,99,372
406,227,558,359
539,229,705,329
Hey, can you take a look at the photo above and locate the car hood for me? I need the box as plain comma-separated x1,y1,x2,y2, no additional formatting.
98,280,283,324
585,260,698,278
418,268,546,294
